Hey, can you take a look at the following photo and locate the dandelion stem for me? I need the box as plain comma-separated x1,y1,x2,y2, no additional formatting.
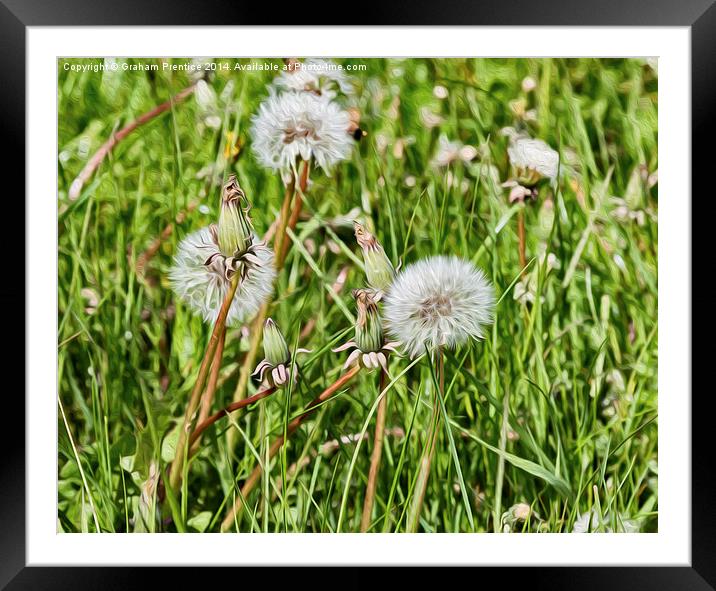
68,81,197,201
189,385,278,449
227,160,310,450
360,368,388,532
517,208,527,273
169,273,240,493
190,326,227,454
278,160,309,265
406,348,444,532
221,364,361,532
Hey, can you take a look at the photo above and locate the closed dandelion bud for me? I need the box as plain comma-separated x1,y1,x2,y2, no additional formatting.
262,318,290,367
333,289,400,372
217,175,254,257
354,289,384,353
354,222,395,292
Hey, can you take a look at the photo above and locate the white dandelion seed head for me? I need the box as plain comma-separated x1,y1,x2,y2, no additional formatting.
507,137,559,181
169,227,276,327
273,58,354,98
250,91,353,177
383,255,495,358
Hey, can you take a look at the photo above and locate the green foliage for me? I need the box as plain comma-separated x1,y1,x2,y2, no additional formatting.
57,57,658,533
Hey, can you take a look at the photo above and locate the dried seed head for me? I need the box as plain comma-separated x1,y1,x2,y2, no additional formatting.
262,318,290,367
217,175,254,258
384,255,495,358
354,222,395,292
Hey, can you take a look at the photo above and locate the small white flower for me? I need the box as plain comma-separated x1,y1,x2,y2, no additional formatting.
419,107,445,129
508,136,559,182
572,509,640,533
273,58,353,98
384,256,495,358
251,91,352,177
432,135,478,167
521,76,537,93
433,85,449,99
170,227,275,327
194,80,222,130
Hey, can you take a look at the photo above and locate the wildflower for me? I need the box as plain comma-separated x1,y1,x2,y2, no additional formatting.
169,227,275,327
354,221,395,294
194,79,222,129
252,318,309,387
273,58,353,98
432,134,478,167
501,502,539,533
333,289,399,371
521,76,537,93
384,255,495,358
507,135,559,185
419,107,444,129
251,90,352,179
572,509,640,533
433,85,449,99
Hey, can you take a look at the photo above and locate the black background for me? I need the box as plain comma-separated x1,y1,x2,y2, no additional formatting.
1,0,710,588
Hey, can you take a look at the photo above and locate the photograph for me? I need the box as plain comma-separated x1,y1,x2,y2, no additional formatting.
57,56,658,534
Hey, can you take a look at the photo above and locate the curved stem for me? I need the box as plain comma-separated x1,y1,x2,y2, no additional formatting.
190,326,227,455
360,368,388,532
189,385,277,449
169,273,240,492
221,364,361,532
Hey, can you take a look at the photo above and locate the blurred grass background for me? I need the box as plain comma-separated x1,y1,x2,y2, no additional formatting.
58,57,658,533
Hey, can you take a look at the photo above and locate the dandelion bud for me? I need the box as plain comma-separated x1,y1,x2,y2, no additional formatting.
353,289,384,353
354,222,395,292
333,289,399,372
217,175,254,258
262,318,290,367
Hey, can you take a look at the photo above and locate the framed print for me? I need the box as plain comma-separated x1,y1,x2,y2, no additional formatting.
3,0,711,587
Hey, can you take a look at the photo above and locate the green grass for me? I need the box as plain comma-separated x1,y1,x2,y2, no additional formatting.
57,57,658,533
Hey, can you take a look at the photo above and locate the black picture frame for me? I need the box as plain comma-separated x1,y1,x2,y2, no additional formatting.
3,1,710,588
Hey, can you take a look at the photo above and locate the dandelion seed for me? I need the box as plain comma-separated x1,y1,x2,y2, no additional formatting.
384,255,495,358
251,91,352,179
169,227,275,327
